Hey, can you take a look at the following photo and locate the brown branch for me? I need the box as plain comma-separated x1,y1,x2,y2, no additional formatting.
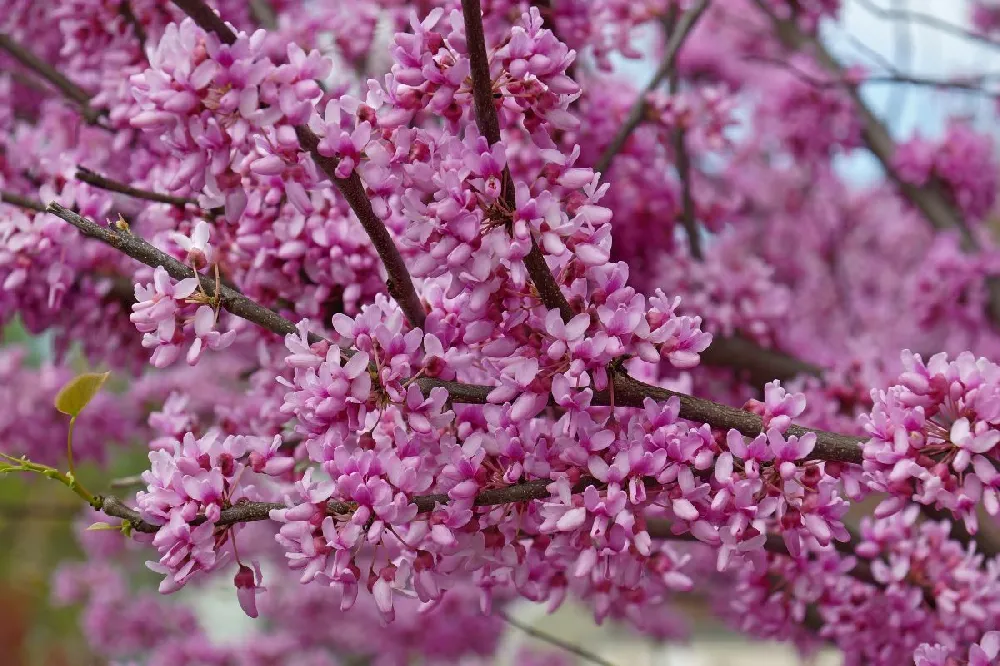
98,479,890,597
46,203,865,466
455,0,824,398
168,0,426,329
294,128,427,329
594,1,710,175
662,9,702,262
416,375,865,464
76,167,200,209
0,34,104,125
248,0,278,30
747,54,1000,98
672,128,702,260
169,0,237,44
700,335,823,384
654,14,818,384
1,190,46,212
460,0,575,322
461,0,503,146
118,0,148,55
5,69,52,94
46,203,312,342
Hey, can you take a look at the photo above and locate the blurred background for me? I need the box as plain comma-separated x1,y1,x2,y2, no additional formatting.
3,0,1000,664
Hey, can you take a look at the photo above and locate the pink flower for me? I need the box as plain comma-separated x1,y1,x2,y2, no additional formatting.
186,306,236,365
172,221,214,267
234,562,266,619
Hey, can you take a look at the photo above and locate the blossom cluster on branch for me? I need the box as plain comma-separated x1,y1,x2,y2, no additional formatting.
4,1,1000,665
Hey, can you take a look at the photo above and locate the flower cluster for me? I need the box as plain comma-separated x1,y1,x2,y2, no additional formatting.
136,429,288,596
862,350,1000,532
130,263,235,368
895,121,998,222
916,632,1000,666
129,18,330,217
10,1,1000,665
755,56,863,160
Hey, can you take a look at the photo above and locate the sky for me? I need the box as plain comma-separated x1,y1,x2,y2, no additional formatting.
613,0,1000,186
830,0,1000,182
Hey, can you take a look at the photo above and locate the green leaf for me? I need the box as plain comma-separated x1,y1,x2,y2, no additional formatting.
54,371,111,417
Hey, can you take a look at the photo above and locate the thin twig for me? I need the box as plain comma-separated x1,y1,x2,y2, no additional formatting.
854,0,1000,50
594,0,710,175
169,0,237,43
0,34,104,125
248,0,278,30
747,55,1000,98
673,130,701,259
118,0,148,55
47,203,309,341
1,190,46,212
700,335,823,384
98,484,901,596
497,610,619,666
76,167,200,209
4,69,52,94
663,12,703,263
295,127,428,329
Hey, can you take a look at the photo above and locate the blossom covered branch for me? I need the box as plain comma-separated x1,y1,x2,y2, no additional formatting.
6,2,1000,665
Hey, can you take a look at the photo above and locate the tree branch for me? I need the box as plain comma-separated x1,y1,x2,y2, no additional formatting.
700,335,823,384
118,0,148,55
672,128,702,260
169,0,237,44
1,190,46,212
46,203,312,342
46,203,866,465
76,166,201,209
294,128,427,329
97,479,894,596
460,0,576,322
0,34,104,125
747,54,1000,98
594,1,710,175
447,1,826,398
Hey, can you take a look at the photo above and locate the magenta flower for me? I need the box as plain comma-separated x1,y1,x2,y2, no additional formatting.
234,562,266,619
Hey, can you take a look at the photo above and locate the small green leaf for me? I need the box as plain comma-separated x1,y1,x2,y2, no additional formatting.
54,371,111,417
86,522,118,531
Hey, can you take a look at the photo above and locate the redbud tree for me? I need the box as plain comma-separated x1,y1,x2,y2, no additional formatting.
4,0,1000,664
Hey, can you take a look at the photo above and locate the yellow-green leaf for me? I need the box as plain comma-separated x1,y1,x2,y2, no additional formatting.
54,371,111,417
86,522,118,531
